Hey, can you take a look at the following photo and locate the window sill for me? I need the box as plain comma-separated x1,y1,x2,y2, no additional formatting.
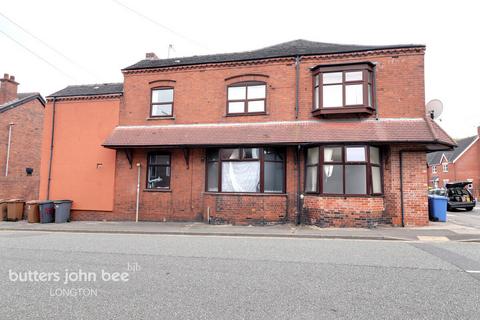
312,106,374,117
143,188,172,193
147,116,175,121
304,193,384,198
203,192,287,197
225,112,268,117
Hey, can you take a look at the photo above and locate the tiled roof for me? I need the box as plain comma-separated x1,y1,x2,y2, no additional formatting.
0,92,45,114
48,83,123,98
427,135,478,165
103,118,454,149
124,39,424,71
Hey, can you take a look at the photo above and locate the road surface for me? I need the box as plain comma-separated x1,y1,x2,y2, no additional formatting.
1,231,479,319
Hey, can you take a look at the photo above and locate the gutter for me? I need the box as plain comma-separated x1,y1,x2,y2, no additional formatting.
46,97,57,200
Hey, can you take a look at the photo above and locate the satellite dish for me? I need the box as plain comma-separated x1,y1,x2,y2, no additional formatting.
426,99,443,119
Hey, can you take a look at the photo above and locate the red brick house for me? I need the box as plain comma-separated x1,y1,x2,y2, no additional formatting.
427,127,480,198
0,73,45,200
40,40,455,227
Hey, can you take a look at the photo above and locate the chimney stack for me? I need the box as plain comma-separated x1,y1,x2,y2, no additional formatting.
0,73,19,105
145,52,159,60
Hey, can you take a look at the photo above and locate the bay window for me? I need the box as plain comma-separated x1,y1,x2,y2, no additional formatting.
206,147,285,193
312,62,375,116
305,145,382,195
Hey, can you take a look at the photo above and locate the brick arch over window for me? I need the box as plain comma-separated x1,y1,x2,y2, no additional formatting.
148,79,176,86
224,74,269,86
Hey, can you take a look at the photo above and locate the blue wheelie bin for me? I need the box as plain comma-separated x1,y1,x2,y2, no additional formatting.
428,195,448,222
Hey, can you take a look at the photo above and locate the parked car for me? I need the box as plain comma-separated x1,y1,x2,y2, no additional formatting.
445,182,476,211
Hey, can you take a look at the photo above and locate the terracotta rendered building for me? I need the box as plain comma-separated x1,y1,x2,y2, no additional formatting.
39,40,455,227
427,127,480,198
0,73,45,200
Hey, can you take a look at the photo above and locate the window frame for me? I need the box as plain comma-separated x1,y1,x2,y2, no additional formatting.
146,151,171,190
150,86,174,118
442,163,448,172
432,165,437,174
205,147,286,194
226,81,267,115
304,145,383,196
311,63,375,115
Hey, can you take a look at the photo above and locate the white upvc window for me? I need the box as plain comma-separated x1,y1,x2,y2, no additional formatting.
442,163,448,172
432,165,437,174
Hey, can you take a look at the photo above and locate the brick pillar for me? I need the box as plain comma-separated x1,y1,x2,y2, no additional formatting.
0,73,19,105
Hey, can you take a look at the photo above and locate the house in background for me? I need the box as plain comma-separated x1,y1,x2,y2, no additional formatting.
427,127,480,198
40,40,455,227
0,73,45,200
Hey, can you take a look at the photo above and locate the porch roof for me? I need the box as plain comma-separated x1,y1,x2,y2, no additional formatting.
103,118,455,150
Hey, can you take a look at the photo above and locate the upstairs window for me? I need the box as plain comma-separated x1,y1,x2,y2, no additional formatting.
312,63,374,115
442,163,448,172
432,165,437,174
151,87,174,117
227,82,266,114
305,145,382,195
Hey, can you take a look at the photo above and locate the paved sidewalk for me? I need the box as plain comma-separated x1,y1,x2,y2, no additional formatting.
1,218,479,242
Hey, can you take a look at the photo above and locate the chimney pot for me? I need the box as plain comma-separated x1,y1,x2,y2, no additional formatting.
145,52,159,60
0,72,19,104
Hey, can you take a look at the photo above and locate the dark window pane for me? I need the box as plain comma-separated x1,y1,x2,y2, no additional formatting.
242,148,260,159
221,162,260,192
307,147,319,165
306,166,318,192
264,148,284,161
345,165,366,194
221,148,241,160
147,165,170,189
206,149,219,162
264,162,284,193
207,162,218,192
324,147,342,162
323,165,343,194
149,154,170,165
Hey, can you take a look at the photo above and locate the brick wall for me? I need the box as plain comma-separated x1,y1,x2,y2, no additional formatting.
304,196,387,227
383,146,429,226
121,50,425,126
0,99,44,200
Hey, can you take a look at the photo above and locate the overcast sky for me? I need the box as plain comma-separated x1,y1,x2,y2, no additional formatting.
1,0,478,138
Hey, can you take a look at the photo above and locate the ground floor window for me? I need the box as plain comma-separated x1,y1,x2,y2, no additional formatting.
305,145,382,195
206,147,285,193
147,152,171,189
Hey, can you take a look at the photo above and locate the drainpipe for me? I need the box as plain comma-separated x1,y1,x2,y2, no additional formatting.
135,163,141,223
46,97,57,199
5,123,14,176
295,145,303,225
294,56,301,119
399,151,405,227
373,63,379,120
